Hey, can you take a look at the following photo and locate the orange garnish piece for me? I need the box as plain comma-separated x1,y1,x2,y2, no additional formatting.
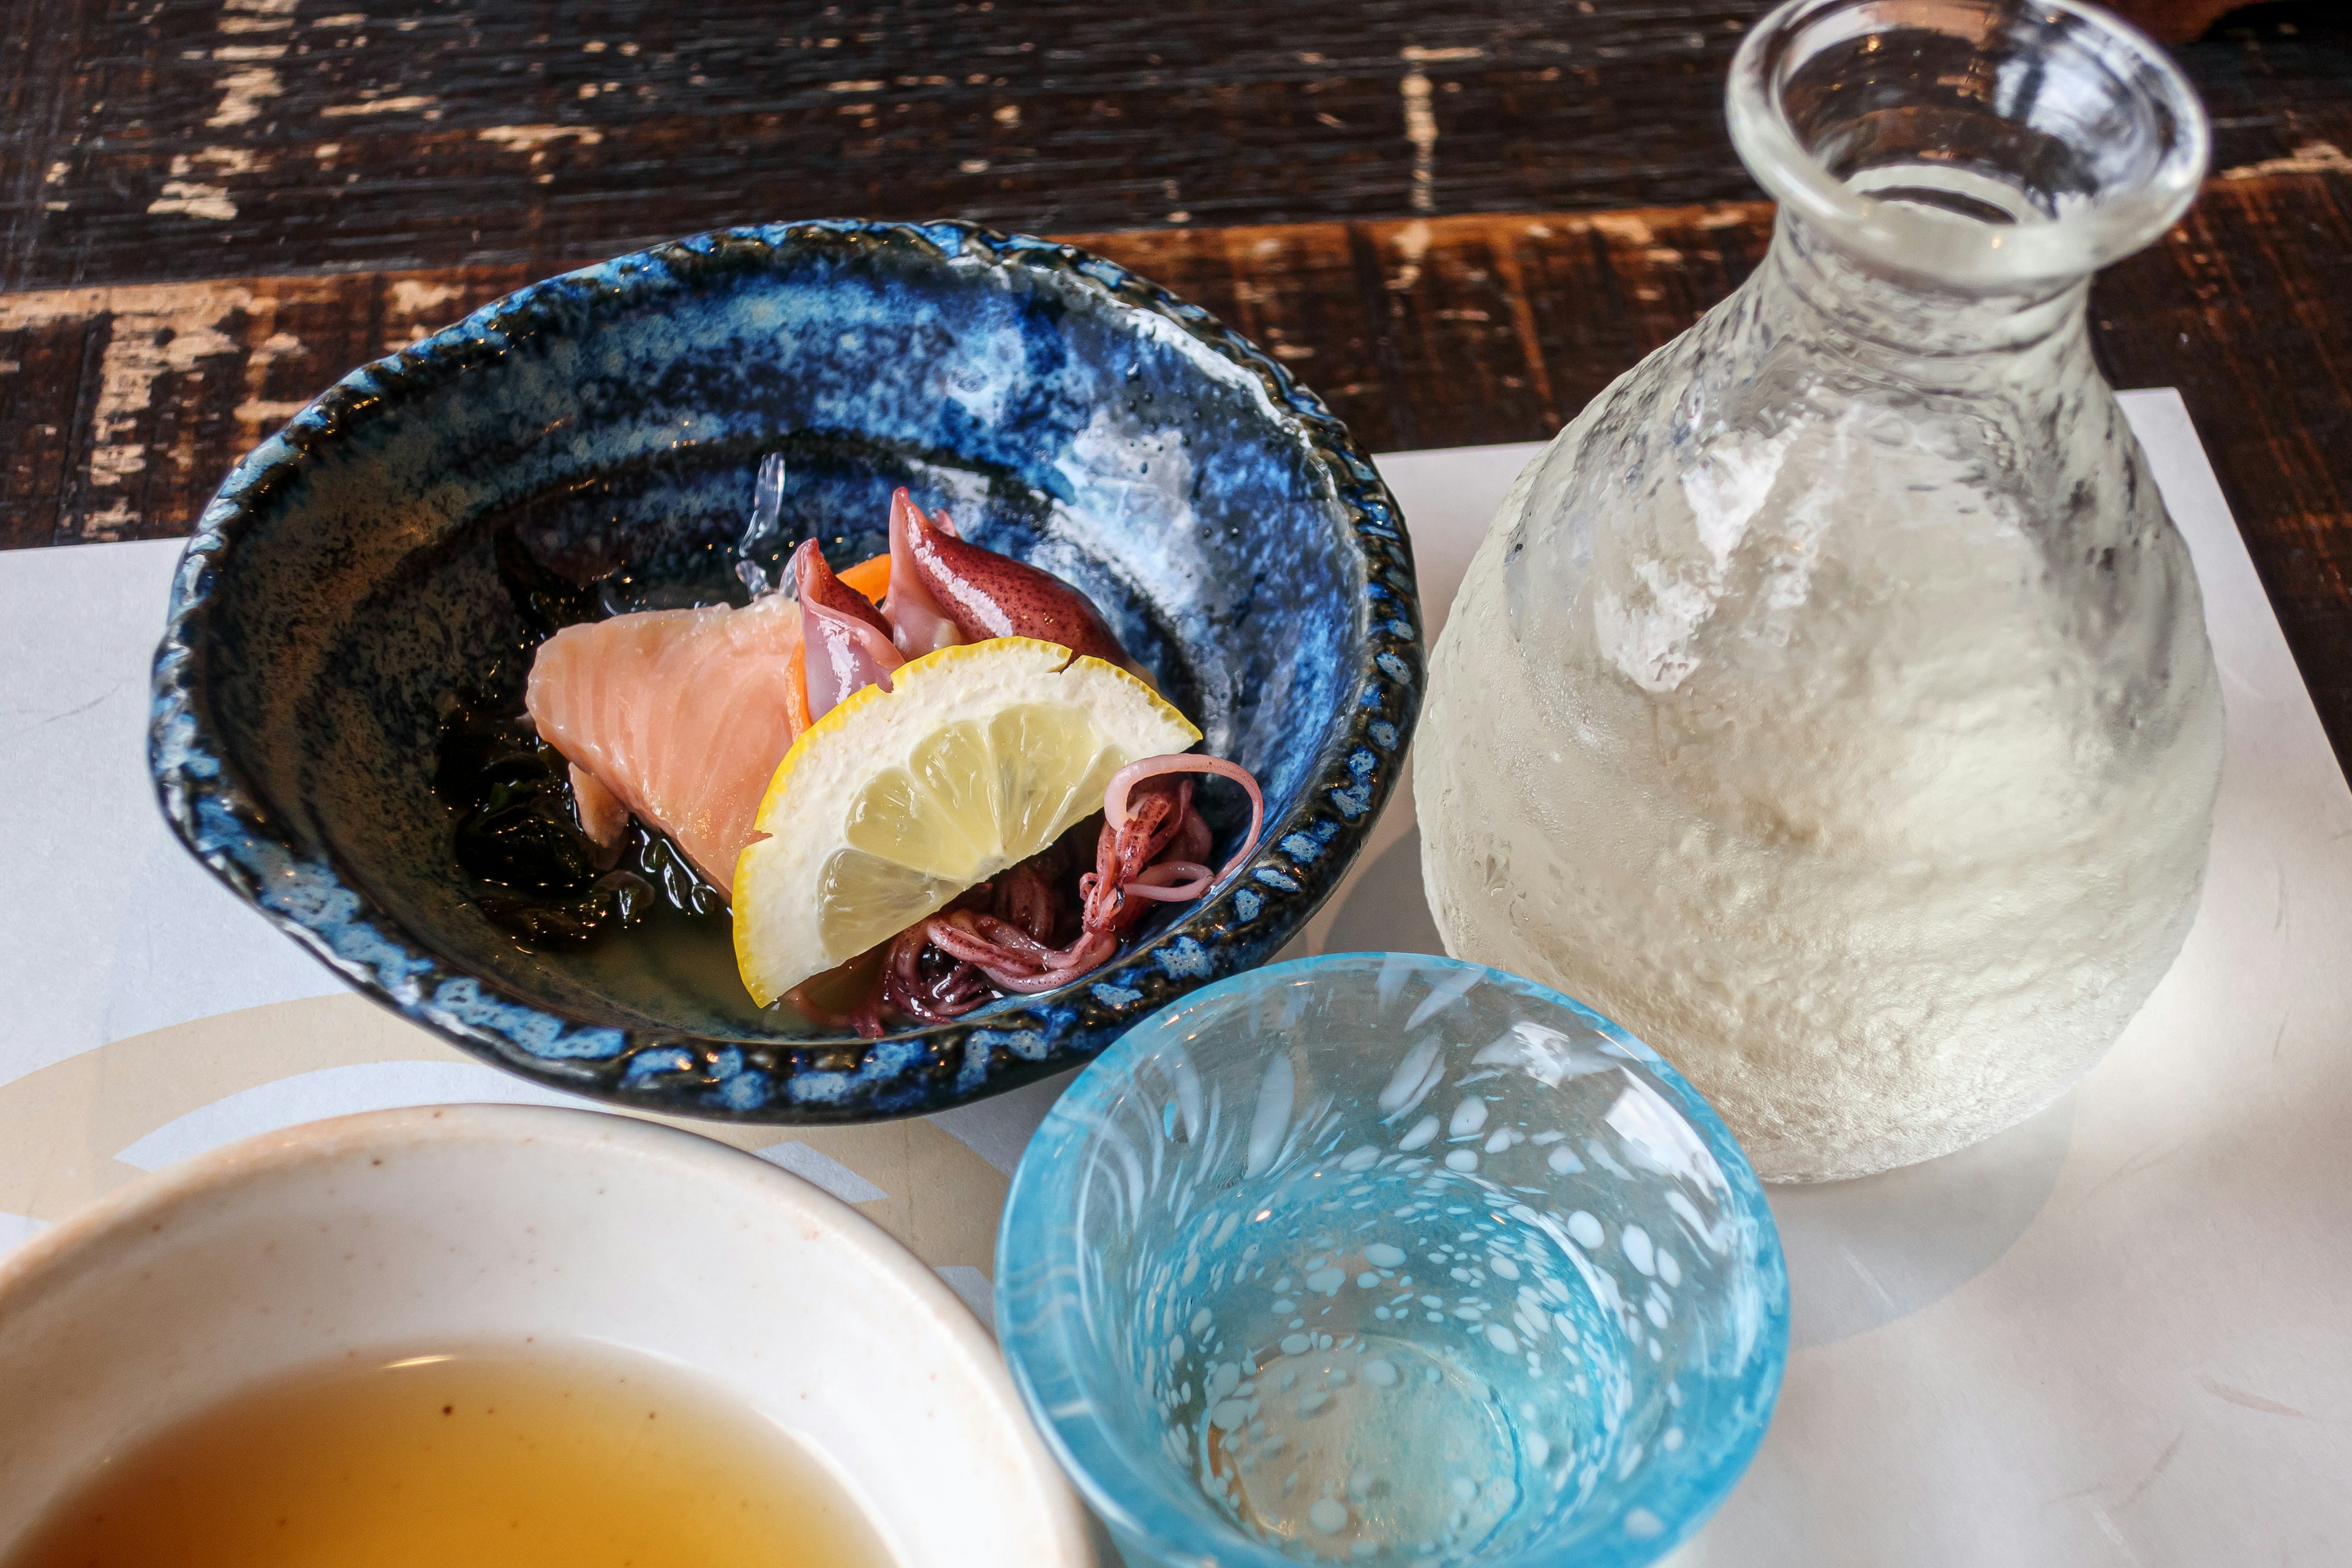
784,636,813,742
837,552,891,603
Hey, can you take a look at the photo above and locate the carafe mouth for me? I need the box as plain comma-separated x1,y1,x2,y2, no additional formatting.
1728,0,2208,292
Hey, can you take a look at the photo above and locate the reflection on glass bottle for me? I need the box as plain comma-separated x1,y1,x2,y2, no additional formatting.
1419,0,2224,1182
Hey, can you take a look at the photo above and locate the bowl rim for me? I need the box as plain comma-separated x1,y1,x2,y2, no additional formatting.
0,1102,1094,1567
149,218,1422,1125
993,951,1792,1568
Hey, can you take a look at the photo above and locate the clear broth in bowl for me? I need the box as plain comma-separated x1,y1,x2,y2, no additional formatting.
1,1341,894,1568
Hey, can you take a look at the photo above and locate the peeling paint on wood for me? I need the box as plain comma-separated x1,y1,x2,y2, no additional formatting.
0,267,519,544
0,0,2345,777
6,168,2348,761
2222,141,2352,181
0,3,2340,292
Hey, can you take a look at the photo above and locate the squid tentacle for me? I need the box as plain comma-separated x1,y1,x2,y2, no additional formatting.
1105,755,1265,886
1082,775,1193,931
1120,861,1214,902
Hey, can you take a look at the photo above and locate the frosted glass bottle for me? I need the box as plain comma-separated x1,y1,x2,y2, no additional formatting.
1418,0,2225,1182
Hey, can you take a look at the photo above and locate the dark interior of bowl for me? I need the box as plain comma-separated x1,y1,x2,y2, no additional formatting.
160,223,1417,1117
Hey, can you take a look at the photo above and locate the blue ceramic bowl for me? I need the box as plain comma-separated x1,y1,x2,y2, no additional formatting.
151,221,1420,1122
997,954,1788,1567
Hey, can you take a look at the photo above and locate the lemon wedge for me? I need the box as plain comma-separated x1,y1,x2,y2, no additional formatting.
732,636,1202,1005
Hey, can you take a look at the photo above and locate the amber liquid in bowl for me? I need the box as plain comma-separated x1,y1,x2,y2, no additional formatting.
2,1342,893,1568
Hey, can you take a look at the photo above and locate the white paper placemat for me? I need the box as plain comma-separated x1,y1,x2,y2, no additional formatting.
3,390,2346,1561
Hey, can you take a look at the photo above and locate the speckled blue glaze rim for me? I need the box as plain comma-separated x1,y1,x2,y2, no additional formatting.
995,954,1790,1568
151,219,1422,1123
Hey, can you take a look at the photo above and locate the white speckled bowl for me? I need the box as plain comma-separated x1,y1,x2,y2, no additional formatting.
0,1104,1089,1566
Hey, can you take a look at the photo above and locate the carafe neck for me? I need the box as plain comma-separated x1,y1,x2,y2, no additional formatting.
1728,0,2207,302
1754,207,2090,372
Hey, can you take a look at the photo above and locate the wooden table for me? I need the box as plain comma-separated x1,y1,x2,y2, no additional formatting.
4,1,2345,758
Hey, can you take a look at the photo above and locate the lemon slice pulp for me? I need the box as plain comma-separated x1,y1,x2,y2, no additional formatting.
732,636,1202,1005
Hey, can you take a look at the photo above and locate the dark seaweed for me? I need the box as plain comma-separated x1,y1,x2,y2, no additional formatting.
434,535,731,951
494,528,607,635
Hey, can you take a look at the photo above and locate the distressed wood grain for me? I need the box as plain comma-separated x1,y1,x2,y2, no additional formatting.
1,0,2348,768
6,172,2350,773
0,2,2341,294
7,207,1760,548
0,265,529,543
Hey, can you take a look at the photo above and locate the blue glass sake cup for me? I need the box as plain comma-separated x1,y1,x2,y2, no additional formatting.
997,954,1787,1567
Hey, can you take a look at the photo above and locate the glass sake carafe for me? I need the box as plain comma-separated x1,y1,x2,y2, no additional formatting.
1418,0,2224,1182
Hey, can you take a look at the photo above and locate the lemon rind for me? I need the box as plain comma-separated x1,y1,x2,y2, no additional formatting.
732,636,1200,1006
